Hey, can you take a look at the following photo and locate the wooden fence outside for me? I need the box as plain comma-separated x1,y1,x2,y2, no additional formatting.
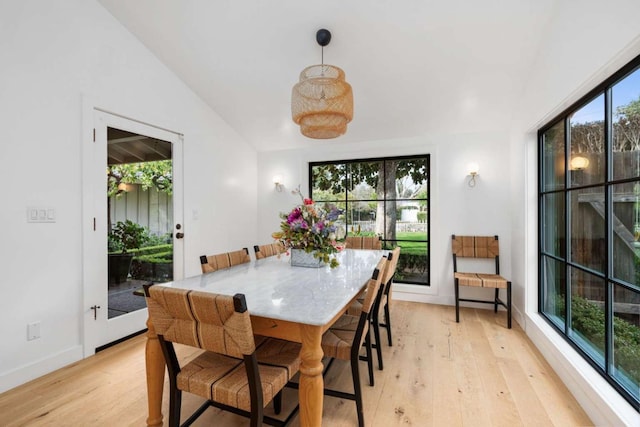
109,183,172,236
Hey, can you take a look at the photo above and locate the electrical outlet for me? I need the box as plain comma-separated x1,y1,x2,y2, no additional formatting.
27,322,41,340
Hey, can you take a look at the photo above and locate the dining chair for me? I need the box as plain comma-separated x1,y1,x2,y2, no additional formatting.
143,284,301,427
253,242,283,260
452,235,512,328
199,252,230,273
347,246,400,370
320,256,386,427
228,247,251,266
345,235,382,250
200,248,249,273
378,246,401,348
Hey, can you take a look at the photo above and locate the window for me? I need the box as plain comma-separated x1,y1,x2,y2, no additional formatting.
538,55,640,409
310,155,430,285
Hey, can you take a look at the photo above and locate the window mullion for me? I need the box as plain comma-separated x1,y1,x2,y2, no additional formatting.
564,116,572,336
604,86,613,376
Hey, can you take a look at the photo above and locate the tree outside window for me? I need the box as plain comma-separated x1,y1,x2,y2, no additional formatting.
311,155,430,285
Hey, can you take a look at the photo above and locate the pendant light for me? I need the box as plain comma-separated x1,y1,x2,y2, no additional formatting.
291,29,354,139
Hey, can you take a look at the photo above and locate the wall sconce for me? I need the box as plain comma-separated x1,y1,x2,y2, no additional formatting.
570,156,590,171
273,175,284,192
467,162,480,187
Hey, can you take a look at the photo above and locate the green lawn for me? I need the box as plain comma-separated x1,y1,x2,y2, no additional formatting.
392,232,427,256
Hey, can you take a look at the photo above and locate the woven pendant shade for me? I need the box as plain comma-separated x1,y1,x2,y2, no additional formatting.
292,65,353,139
291,29,353,139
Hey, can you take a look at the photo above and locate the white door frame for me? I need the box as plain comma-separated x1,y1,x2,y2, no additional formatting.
82,107,184,357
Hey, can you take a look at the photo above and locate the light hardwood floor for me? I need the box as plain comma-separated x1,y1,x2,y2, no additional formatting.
0,302,593,426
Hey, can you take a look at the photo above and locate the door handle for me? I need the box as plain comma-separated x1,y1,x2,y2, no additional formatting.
176,232,184,239
90,305,101,321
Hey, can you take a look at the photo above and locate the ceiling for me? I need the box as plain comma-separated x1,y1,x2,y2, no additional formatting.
107,127,171,165
98,0,557,152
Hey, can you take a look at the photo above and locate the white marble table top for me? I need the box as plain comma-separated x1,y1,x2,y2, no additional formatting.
157,249,388,326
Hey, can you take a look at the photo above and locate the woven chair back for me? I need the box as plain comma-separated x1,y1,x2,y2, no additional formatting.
145,286,255,358
200,248,250,273
254,243,283,259
228,248,250,266
451,235,499,259
345,236,382,250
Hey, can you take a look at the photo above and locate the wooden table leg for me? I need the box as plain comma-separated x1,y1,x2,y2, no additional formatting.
299,324,324,427
145,317,165,427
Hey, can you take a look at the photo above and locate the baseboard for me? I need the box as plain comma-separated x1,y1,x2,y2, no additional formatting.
0,345,83,394
525,314,637,426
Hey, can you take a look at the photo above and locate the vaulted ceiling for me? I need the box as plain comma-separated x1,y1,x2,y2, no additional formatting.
98,0,557,151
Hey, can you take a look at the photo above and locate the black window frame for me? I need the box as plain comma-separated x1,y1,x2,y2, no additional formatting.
538,53,640,410
309,154,431,286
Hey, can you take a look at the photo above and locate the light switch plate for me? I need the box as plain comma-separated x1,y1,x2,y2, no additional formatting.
27,207,56,223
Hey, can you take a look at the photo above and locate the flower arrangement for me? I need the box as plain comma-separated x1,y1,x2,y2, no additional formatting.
272,186,344,268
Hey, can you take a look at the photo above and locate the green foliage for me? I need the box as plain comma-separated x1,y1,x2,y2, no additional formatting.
128,243,172,257
108,220,149,253
130,244,173,282
143,233,172,247
107,160,173,197
570,95,640,153
134,251,173,263
614,95,640,152
556,294,640,385
311,158,428,194
386,232,428,280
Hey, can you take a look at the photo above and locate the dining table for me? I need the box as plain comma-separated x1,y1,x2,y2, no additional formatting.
143,248,387,427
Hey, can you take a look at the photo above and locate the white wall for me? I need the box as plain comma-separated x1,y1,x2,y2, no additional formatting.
509,0,640,424
0,0,257,392
257,131,515,312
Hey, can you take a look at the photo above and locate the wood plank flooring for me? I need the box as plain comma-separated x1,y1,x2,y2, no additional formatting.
0,302,593,426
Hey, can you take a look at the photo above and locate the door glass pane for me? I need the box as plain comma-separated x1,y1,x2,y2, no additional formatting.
569,94,605,187
612,182,640,286
541,255,566,329
541,192,566,258
107,128,173,319
612,284,640,401
541,121,565,192
569,267,605,369
612,67,640,180
570,186,605,273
